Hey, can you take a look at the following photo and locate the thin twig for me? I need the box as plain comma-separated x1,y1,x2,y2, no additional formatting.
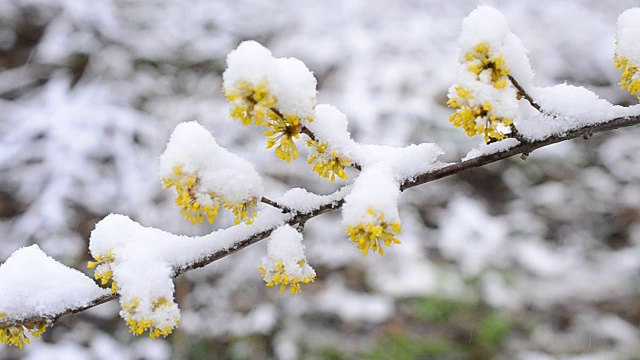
300,126,316,141
508,75,544,113
260,196,293,213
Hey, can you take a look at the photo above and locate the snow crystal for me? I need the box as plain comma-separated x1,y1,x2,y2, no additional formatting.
0,245,108,320
159,121,264,204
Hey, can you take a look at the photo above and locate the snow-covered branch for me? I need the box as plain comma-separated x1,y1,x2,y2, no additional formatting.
3,104,639,331
3,4,640,350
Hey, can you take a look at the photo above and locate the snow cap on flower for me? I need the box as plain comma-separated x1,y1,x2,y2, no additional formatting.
160,122,263,224
89,214,181,338
259,225,315,293
0,245,107,348
223,41,317,122
615,8,640,99
458,6,533,85
342,166,401,256
448,6,532,143
223,41,317,162
305,105,357,181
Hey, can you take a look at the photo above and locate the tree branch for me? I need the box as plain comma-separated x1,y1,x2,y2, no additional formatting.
3,106,640,329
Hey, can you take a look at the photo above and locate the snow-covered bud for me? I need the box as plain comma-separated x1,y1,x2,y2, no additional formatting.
223,41,317,163
615,8,640,100
258,226,315,293
342,167,401,256
448,6,531,143
160,122,263,225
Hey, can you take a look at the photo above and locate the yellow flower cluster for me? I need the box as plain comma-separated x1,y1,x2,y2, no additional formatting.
225,80,277,126
306,139,352,182
224,198,258,225
448,43,514,143
264,114,302,163
0,314,48,349
465,43,510,87
224,80,312,163
614,55,640,99
258,260,315,293
162,165,257,225
448,87,513,142
346,208,402,256
121,297,179,339
88,250,117,293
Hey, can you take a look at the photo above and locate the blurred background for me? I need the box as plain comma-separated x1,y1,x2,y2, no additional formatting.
1,0,640,359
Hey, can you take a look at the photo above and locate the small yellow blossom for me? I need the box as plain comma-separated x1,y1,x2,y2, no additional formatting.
306,140,352,181
162,165,259,226
121,297,179,339
223,198,259,225
465,43,510,87
162,165,222,225
225,80,278,126
0,317,48,349
88,250,118,294
258,259,316,293
448,42,516,142
224,79,316,163
448,87,512,142
345,208,402,256
265,114,302,163
614,55,640,99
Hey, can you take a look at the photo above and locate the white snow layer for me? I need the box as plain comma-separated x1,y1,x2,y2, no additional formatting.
459,5,534,89
223,40,317,120
261,225,315,280
265,225,306,264
617,8,640,61
342,165,400,227
0,245,108,320
518,86,638,141
307,103,444,180
159,121,264,204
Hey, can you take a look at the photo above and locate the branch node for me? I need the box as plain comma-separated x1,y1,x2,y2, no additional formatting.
583,132,593,140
